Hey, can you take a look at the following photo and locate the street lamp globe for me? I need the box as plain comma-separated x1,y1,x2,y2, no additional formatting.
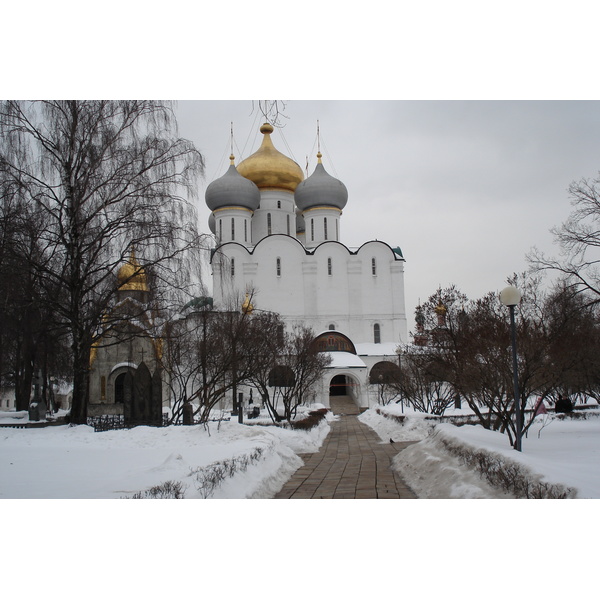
500,285,522,307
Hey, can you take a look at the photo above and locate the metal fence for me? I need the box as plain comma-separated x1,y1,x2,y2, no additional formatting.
87,413,170,432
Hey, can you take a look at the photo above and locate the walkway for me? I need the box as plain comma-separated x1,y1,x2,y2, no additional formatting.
274,398,418,499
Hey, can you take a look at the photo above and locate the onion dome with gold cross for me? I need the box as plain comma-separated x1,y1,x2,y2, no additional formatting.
117,249,149,292
236,123,304,192
294,151,348,211
205,154,260,212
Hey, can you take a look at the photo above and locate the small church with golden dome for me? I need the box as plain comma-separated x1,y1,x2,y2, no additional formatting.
87,251,164,422
206,123,408,410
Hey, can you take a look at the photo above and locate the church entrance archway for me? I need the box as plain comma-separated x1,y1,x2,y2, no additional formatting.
328,373,361,415
329,374,349,396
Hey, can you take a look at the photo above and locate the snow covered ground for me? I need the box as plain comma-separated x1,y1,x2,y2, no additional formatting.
0,408,332,499
361,403,600,499
3,403,598,599
3,402,600,499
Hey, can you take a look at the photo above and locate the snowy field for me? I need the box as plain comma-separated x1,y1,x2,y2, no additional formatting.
3,403,600,499
0,409,332,499
361,403,600,499
3,404,598,599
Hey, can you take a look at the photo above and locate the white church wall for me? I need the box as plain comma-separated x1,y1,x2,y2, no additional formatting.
212,237,408,347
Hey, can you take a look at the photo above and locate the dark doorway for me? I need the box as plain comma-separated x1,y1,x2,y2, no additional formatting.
115,372,127,403
330,374,349,396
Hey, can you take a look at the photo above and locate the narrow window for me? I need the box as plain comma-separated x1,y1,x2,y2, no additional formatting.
327,257,332,276
101,376,106,402
311,219,314,241
336,219,339,240
231,257,235,277
267,213,272,236
328,324,335,331
219,219,222,241
371,257,377,276
324,217,328,240
244,220,247,242
374,323,381,344
231,217,235,241
276,257,281,277
286,214,290,235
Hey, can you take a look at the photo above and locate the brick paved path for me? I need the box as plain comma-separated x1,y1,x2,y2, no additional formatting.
274,405,418,499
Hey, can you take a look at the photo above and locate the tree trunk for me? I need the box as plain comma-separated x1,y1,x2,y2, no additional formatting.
69,333,91,424
15,328,34,411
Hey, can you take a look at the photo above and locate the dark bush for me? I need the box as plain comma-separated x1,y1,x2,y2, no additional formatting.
291,409,329,430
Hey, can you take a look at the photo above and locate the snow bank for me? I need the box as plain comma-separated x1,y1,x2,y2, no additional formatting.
364,405,600,498
359,407,511,498
0,415,331,499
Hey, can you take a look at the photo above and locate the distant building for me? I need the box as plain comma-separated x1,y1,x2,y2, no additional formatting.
88,252,164,424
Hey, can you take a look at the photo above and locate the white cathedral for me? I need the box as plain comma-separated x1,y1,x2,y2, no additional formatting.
206,122,408,410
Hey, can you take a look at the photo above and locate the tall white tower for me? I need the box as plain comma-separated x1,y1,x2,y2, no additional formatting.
205,154,260,247
295,151,348,248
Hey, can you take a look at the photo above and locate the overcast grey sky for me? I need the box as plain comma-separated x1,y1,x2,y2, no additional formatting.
175,100,600,334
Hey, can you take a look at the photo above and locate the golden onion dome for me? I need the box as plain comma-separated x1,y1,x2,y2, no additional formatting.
117,250,149,292
237,123,304,192
242,292,254,315
434,301,447,315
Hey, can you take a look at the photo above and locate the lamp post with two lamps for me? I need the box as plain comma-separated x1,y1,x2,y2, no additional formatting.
500,285,523,452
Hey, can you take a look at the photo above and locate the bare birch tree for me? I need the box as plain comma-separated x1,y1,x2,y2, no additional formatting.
0,101,205,423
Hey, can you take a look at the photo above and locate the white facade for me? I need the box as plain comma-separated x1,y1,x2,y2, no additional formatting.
212,236,407,346
207,123,407,409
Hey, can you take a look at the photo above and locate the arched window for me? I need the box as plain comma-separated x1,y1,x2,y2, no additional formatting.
324,217,328,240
369,361,401,385
219,219,222,241
373,323,381,344
327,257,332,276
276,257,281,277
230,258,235,277
231,217,235,240
311,219,314,241
269,365,295,387
287,214,290,235
244,220,248,242
267,213,272,235
328,323,335,331
371,257,377,276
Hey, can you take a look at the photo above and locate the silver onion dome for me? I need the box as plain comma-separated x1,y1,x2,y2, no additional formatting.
205,157,261,212
294,153,348,212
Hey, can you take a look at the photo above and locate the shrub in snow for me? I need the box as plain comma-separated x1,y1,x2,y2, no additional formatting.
190,447,266,499
433,429,576,499
289,409,328,431
128,480,186,499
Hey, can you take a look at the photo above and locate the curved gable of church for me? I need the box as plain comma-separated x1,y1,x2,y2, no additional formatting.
355,240,405,261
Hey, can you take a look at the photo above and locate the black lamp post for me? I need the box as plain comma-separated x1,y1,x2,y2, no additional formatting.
500,285,523,452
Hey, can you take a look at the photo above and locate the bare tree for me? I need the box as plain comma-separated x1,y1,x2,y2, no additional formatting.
412,278,600,447
252,101,289,129
529,173,600,302
395,349,456,415
246,322,330,423
0,101,205,423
